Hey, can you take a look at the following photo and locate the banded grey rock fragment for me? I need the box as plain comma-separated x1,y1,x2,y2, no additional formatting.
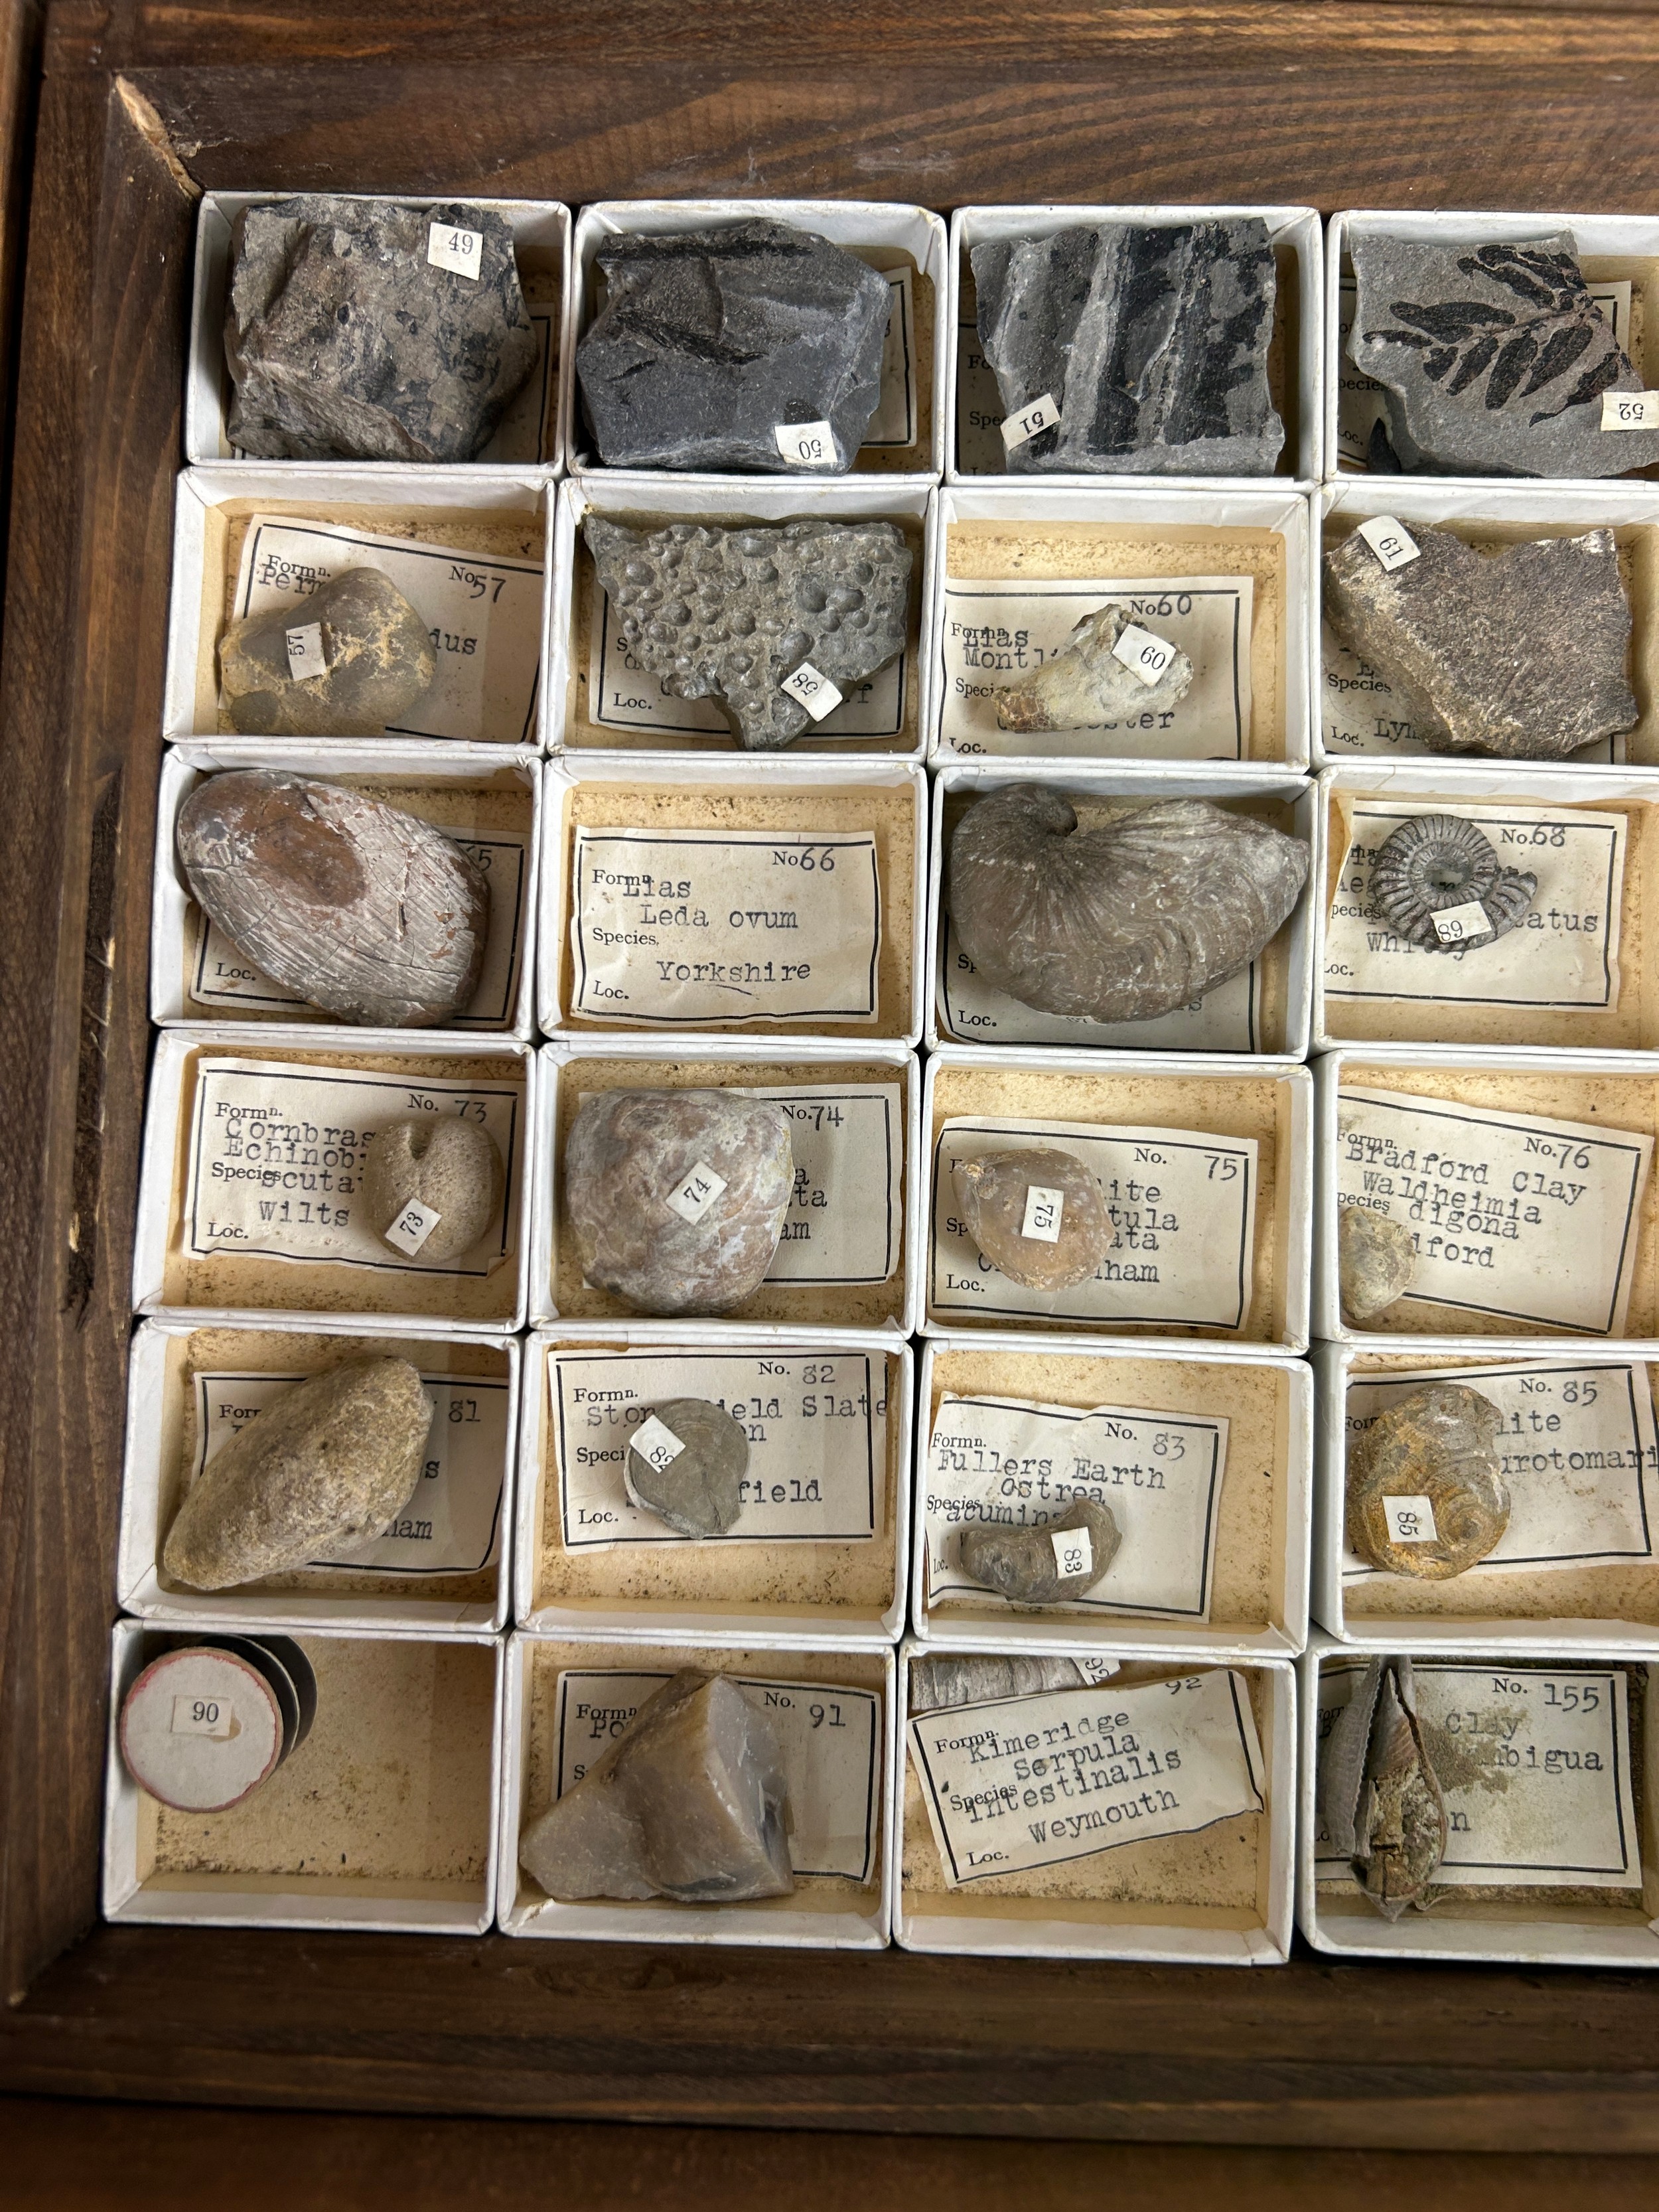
1346,1383,1510,1581
518,1670,794,1902
953,1146,1116,1291
1350,233,1659,477
960,1497,1123,1605
908,1655,1089,1714
1324,524,1636,759
995,601,1194,734
177,770,489,1027
225,196,537,462
363,1116,504,1262
1317,1656,1447,1920
585,516,910,749
972,220,1285,476
576,220,891,473
624,1398,749,1538
948,784,1309,1023
1337,1203,1417,1324
565,1090,793,1316
219,568,437,737
163,1358,434,1590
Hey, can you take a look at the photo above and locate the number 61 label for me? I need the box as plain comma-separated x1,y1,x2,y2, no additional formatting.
1356,514,1420,573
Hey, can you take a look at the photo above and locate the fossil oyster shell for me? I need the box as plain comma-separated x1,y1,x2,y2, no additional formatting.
624,1397,750,1537
959,1497,1123,1605
1317,1656,1447,1919
565,1088,793,1317
1338,1203,1417,1323
947,784,1309,1023
953,1146,1116,1290
995,601,1194,734
1346,1382,1511,1580
1370,814,1536,952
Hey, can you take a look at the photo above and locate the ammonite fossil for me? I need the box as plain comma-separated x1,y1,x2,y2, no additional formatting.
1370,814,1536,953
1346,1382,1510,1580
947,784,1310,1023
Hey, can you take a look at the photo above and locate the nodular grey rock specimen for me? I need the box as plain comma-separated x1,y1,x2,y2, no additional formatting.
585,516,910,750
948,783,1309,1022
177,769,489,1027
577,220,891,473
995,600,1194,734
225,196,538,462
1346,1383,1510,1581
219,568,437,737
518,1670,794,1902
1317,1656,1447,1919
1350,232,1659,477
1324,524,1637,759
624,1398,750,1537
162,1357,434,1590
1337,1203,1417,1323
908,1654,1089,1713
363,1116,504,1262
959,1497,1123,1605
953,1146,1117,1291
565,1089,794,1317
972,220,1285,476
1371,816,1536,952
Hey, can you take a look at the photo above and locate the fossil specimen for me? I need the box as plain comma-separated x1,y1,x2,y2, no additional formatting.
585,516,910,750
1324,524,1635,760
1318,1655,1447,1919
624,1398,750,1537
960,1497,1122,1604
908,1654,1090,1713
1371,816,1537,952
948,784,1309,1022
518,1670,794,1902
219,568,437,737
363,1116,504,1262
953,1145,1116,1290
995,601,1194,734
565,1089,794,1316
176,769,489,1027
1337,1203,1417,1323
1346,1382,1510,1580
1350,233,1659,477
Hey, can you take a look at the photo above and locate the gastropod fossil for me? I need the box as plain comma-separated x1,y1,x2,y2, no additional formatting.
948,784,1309,1023
1370,815,1536,953
1346,1382,1510,1580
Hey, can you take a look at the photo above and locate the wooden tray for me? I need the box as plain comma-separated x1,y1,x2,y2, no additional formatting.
7,0,1659,2148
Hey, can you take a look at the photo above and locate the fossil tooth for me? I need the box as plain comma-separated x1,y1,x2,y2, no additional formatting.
1346,1382,1511,1580
947,783,1309,1023
995,601,1194,734
1370,815,1536,952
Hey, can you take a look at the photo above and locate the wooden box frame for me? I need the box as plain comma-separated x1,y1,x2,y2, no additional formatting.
9,0,1659,2152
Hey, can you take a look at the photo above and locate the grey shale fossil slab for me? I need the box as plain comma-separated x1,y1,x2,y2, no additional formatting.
1346,1382,1511,1581
948,784,1309,1023
953,1145,1116,1291
363,1116,504,1263
1337,1203,1418,1324
972,220,1285,476
576,220,891,473
1324,524,1636,759
1317,1655,1448,1920
1350,233,1659,477
518,1670,794,1903
995,600,1194,734
624,1397,750,1538
219,568,437,738
585,516,911,749
162,1357,435,1590
176,769,489,1027
225,196,538,463
959,1497,1123,1605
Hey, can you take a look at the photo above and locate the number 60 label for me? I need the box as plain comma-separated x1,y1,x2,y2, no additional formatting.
1111,621,1179,688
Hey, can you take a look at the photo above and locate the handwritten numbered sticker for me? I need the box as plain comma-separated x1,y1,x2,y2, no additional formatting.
775,420,837,467
284,623,327,679
1001,392,1060,450
428,223,483,279
383,1200,441,1258
1356,515,1419,573
1602,390,1659,431
171,1695,235,1738
628,1414,685,1473
664,1161,727,1225
1111,623,1178,688
779,661,843,721
1383,1495,1437,1544
1430,900,1492,946
1021,1185,1064,1242
1050,1525,1093,1578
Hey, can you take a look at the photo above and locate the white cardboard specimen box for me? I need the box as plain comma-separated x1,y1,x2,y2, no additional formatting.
913,1334,1311,1663
926,481,1311,770
1326,210,1659,488
549,471,934,759
103,1618,504,1935
1315,1337,1659,1656
565,198,948,481
164,463,555,751
922,1046,1313,1353
186,192,571,471
531,1036,921,1343
1314,480,1659,773
498,1629,897,1949
926,758,1318,1058
538,753,928,1044
132,1027,536,1335
516,1325,912,1645
119,1316,520,1637
946,204,1323,486
892,1637,1295,1963
1298,1631,1659,1968
151,741,543,1044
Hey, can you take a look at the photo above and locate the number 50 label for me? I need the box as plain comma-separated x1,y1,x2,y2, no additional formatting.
776,420,837,466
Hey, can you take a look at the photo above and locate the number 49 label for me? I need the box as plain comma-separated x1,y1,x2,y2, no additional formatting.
428,224,483,279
